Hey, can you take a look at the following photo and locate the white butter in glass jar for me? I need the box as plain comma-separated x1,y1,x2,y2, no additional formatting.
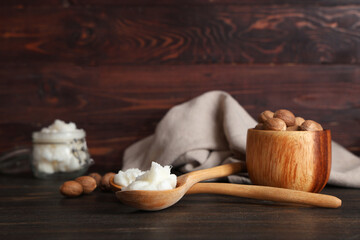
31,120,93,179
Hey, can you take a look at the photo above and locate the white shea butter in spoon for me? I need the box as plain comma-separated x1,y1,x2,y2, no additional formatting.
114,162,177,191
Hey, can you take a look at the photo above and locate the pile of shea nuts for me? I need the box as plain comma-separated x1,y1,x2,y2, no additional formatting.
255,109,323,131
60,172,116,197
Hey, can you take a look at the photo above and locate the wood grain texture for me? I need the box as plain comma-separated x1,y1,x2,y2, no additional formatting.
3,0,360,7
0,3,358,237
0,1,359,171
0,174,358,240
246,129,331,192
116,162,245,211
0,64,359,170
2,5,360,65
110,177,341,209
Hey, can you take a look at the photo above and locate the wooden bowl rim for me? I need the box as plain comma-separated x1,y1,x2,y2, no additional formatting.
248,128,331,135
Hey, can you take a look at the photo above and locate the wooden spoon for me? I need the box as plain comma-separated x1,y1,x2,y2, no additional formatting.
186,183,341,208
114,162,245,211
111,163,341,211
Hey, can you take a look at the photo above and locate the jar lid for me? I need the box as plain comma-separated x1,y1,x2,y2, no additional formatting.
32,129,86,143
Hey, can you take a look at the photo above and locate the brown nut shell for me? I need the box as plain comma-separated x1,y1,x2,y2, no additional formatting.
286,125,299,131
89,172,102,186
254,123,264,130
295,117,305,126
60,181,83,197
75,176,97,194
300,120,323,131
100,172,116,191
263,118,287,131
258,110,274,123
274,109,296,127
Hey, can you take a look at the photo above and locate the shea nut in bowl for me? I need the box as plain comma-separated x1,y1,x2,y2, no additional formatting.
246,128,331,193
31,120,94,180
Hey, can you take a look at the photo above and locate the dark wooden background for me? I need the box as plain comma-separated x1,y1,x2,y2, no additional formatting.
1,0,359,172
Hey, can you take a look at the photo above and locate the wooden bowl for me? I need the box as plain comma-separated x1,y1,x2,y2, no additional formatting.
246,129,331,193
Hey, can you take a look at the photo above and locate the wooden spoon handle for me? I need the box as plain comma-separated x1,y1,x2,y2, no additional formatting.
186,162,246,184
187,183,342,208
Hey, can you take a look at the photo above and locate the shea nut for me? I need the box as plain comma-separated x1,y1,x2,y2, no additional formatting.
100,172,116,191
75,176,97,194
258,110,274,123
263,118,287,131
300,120,323,131
274,109,296,127
60,181,83,197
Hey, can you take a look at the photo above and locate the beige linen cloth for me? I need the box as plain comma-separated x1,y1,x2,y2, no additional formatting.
123,91,360,188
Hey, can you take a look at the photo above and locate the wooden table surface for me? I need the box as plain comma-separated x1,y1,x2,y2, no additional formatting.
1,173,359,240
1,1,360,239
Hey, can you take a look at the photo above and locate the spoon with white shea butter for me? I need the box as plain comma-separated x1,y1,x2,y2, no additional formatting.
111,162,341,211
114,162,177,191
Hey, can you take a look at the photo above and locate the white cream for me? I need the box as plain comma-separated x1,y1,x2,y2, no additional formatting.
114,168,145,187
114,162,177,191
32,120,90,175
40,119,77,133
33,119,85,143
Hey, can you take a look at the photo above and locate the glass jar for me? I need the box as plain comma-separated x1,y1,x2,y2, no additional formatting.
31,129,93,179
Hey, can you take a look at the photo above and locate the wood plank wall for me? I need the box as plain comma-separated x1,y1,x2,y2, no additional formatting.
0,0,359,171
